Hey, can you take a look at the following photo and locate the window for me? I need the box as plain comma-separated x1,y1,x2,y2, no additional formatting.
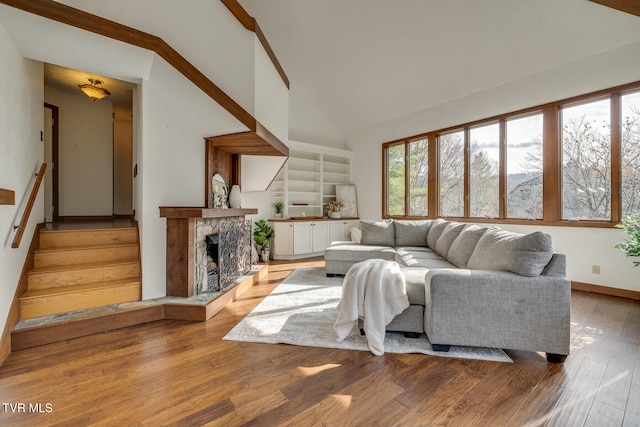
561,99,611,221
409,139,429,216
506,113,543,219
469,123,499,218
621,91,640,217
386,143,405,216
438,131,464,217
382,80,640,226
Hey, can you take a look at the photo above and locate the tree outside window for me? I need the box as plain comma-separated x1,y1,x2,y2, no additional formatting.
506,114,543,219
387,144,405,216
409,139,428,216
469,124,499,218
561,99,611,221
622,91,640,217
438,132,464,217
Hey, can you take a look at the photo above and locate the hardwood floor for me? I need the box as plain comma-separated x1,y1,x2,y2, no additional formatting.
0,258,638,426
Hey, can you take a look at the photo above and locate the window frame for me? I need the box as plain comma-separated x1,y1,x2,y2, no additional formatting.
381,81,640,228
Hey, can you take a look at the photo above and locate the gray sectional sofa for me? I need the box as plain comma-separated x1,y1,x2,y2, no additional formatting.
324,219,571,363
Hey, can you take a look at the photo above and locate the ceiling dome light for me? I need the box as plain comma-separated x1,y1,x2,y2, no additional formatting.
78,78,111,100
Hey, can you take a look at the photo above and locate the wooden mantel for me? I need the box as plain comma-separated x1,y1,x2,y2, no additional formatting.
159,207,258,218
160,206,257,297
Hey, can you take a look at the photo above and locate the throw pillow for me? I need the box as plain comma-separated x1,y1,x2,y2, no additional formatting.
447,224,489,268
434,222,466,258
467,228,554,276
426,219,448,250
394,220,432,247
360,220,395,246
349,226,362,243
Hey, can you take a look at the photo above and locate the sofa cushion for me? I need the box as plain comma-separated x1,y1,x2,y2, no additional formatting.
434,222,466,258
360,220,395,246
447,224,489,268
467,229,554,276
324,241,396,262
426,219,448,249
349,226,362,243
401,268,429,305
394,220,431,247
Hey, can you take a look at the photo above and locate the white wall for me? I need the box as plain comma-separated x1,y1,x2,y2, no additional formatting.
44,87,113,216
347,42,640,292
137,56,249,299
288,79,346,149
0,25,43,340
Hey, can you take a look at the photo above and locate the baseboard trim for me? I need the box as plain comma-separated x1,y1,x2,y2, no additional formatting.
572,281,640,301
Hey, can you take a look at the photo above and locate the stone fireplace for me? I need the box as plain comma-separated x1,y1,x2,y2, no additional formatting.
160,207,258,298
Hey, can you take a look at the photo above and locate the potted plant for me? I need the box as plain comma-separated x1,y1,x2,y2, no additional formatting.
253,219,275,262
326,200,344,219
615,213,640,267
272,201,284,218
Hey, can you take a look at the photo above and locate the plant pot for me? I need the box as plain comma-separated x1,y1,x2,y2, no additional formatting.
275,213,282,219
261,247,270,263
328,211,341,219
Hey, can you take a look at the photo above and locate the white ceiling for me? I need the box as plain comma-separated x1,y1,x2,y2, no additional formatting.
240,0,640,136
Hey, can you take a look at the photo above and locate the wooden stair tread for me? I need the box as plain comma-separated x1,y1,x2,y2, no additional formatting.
35,242,139,253
21,278,141,299
40,226,136,234
28,260,140,275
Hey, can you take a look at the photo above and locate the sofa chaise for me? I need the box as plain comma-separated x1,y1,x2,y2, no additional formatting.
324,219,571,363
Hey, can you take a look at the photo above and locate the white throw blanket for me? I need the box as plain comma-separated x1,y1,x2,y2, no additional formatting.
334,259,409,356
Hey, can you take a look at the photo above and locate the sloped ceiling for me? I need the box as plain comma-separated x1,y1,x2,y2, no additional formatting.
240,0,640,137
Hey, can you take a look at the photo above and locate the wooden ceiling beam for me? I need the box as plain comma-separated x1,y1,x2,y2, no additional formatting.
589,0,640,17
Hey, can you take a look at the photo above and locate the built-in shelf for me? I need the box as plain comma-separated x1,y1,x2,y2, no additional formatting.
269,141,352,218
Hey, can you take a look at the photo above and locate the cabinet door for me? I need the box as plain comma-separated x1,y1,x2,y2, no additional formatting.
311,222,330,252
329,221,347,242
293,222,313,254
272,222,294,257
329,220,359,242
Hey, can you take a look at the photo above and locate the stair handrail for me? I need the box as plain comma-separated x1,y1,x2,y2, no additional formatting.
12,163,46,249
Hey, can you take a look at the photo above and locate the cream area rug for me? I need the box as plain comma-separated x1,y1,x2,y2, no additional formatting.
223,267,512,363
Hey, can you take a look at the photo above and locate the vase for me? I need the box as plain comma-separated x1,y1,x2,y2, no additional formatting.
328,211,341,219
229,185,241,209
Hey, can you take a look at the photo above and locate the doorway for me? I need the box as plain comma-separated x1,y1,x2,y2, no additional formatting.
43,103,59,223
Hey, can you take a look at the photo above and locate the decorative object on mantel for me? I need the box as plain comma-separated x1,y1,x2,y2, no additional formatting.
229,185,242,209
272,201,284,218
211,173,229,208
253,219,275,263
615,213,640,266
326,200,344,219
336,184,358,218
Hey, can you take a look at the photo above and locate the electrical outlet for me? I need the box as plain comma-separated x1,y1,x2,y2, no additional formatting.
592,265,601,274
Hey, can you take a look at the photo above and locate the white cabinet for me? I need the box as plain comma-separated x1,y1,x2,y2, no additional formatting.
329,220,359,243
271,220,333,259
273,222,294,257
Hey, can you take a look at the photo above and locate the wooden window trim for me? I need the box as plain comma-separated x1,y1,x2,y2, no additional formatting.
381,80,640,228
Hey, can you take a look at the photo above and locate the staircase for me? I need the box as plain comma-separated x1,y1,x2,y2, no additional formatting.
19,224,141,319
